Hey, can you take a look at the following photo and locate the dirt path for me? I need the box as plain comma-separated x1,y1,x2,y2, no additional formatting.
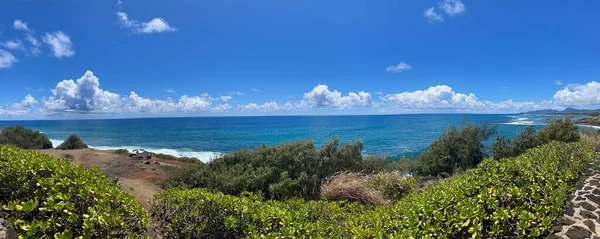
35,148,186,210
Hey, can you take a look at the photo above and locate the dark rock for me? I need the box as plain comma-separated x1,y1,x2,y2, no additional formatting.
587,195,600,205
585,186,594,191
565,226,591,239
575,196,587,201
551,225,563,232
578,201,597,211
559,217,577,226
565,206,576,217
590,180,600,187
439,172,450,178
583,220,596,234
0,216,17,239
581,210,598,219
593,189,600,195
546,235,563,239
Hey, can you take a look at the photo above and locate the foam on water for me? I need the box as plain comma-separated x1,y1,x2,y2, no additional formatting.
49,139,219,163
501,116,539,126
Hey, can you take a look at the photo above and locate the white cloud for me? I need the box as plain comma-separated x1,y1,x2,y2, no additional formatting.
0,50,18,69
424,7,444,23
210,104,231,112
117,0,123,6
375,92,383,95
165,89,175,93
238,102,294,112
440,0,466,16
220,95,232,102
553,81,600,106
117,11,178,34
43,31,74,58
554,80,563,86
42,71,222,114
382,85,486,109
13,20,31,32
1,40,25,51
386,62,412,73
0,95,37,116
25,34,42,55
300,85,373,109
251,88,261,92
229,90,245,96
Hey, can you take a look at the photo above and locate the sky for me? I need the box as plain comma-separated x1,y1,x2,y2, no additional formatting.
0,0,599,119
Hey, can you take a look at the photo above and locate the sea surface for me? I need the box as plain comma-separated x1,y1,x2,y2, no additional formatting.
0,114,594,162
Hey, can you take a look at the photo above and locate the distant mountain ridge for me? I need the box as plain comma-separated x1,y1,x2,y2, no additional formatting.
523,108,600,116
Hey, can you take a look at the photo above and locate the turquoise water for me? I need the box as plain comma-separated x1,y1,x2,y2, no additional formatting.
0,114,591,162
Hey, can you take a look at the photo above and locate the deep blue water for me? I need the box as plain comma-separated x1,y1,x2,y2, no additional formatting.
0,114,591,162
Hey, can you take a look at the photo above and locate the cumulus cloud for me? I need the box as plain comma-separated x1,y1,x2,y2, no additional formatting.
42,71,221,115
0,50,18,69
117,11,178,34
0,95,37,116
386,62,412,73
1,40,25,51
220,95,232,102
238,102,294,112
382,85,485,109
13,20,31,32
300,85,373,109
440,0,466,16
553,81,600,106
424,7,444,23
43,31,75,58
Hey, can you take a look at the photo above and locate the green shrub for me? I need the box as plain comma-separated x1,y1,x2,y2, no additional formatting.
114,149,130,155
0,126,52,149
163,136,364,200
153,153,201,163
491,117,580,159
417,121,496,176
56,134,88,150
151,141,595,238
0,145,148,238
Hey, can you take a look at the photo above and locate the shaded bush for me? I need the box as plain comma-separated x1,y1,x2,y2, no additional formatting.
56,134,88,150
163,136,364,200
417,121,496,176
0,145,148,238
491,117,580,159
151,141,595,238
153,153,201,163
0,126,52,149
320,172,389,206
114,148,130,155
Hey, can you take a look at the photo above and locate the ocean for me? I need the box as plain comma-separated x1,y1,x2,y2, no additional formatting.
0,114,593,162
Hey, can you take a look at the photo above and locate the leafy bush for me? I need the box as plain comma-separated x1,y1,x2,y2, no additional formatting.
151,141,595,238
491,117,580,159
0,145,148,238
56,134,88,150
114,149,130,155
153,153,201,163
366,171,417,201
417,121,496,176
320,172,389,206
0,126,52,149
163,136,364,200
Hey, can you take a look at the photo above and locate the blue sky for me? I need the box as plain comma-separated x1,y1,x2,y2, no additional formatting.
0,0,599,119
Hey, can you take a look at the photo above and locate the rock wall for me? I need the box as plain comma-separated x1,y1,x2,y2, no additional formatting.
0,214,16,239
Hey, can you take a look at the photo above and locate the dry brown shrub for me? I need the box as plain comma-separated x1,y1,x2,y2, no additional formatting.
366,171,418,201
320,172,389,206
582,133,600,152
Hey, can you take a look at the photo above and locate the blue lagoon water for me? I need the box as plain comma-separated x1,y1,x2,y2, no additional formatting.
0,114,588,162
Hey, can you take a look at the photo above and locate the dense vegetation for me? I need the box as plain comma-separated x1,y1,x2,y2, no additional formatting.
56,134,88,150
152,141,595,238
0,145,148,238
153,153,202,163
491,117,580,159
163,137,365,200
0,126,52,149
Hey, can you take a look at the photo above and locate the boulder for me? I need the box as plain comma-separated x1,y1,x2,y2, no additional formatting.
0,216,16,239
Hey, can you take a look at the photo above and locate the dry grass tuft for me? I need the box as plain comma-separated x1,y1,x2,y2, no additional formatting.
582,133,600,152
366,171,418,201
320,172,389,206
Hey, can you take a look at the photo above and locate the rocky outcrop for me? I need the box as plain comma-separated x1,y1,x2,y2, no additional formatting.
548,167,600,239
0,214,16,239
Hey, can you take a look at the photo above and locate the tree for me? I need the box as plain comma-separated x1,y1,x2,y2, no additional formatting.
56,134,88,150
